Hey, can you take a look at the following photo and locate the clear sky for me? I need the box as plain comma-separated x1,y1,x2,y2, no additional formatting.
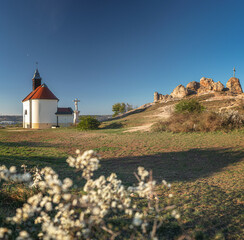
1,0,244,115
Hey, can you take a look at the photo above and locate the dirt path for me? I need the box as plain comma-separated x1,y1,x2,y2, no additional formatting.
124,104,175,132
124,123,154,132
5,129,34,132
153,104,175,118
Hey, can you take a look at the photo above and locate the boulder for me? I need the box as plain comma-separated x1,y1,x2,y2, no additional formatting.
186,81,200,92
165,94,173,101
186,81,200,95
160,94,173,102
213,81,224,92
200,77,214,90
198,77,225,94
226,77,243,94
197,86,208,94
171,85,189,98
154,92,159,102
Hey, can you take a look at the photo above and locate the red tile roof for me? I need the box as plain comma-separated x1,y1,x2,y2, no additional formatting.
56,107,74,115
22,84,59,102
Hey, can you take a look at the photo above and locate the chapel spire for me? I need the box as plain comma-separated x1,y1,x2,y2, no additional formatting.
32,68,42,91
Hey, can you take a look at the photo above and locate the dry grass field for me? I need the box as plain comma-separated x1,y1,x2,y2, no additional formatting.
0,125,243,239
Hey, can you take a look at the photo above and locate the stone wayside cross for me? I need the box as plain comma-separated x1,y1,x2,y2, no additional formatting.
73,98,80,125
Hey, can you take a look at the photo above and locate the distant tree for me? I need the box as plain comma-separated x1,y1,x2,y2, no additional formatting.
77,116,100,130
112,103,135,117
112,103,121,117
120,103,126,113
112,103,126,117
126,103,133,112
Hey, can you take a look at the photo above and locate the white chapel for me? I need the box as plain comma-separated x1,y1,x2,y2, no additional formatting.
22,69,75,129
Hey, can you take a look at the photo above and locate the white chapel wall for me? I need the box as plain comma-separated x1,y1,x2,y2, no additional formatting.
23,101,30,128
32,99,58,129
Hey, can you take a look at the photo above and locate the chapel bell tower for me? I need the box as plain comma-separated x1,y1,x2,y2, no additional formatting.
32,69,42,91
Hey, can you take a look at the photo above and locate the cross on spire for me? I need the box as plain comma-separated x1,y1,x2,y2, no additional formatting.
233,67,236,77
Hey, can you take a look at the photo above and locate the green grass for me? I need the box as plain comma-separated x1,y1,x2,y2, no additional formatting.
0,127,243,239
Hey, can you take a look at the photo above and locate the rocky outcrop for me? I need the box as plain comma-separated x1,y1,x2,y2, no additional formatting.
154,92,159,102
226,77,243,94
171,85,190,98
186,78,224,94
213,81,224,92
154,75,243,103
199,77,214,90
197,77,225,94
161,94,173,102
154,92,173,102
186,81,200,92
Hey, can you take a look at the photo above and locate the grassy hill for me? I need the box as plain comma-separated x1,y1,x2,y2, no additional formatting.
101,93,244,132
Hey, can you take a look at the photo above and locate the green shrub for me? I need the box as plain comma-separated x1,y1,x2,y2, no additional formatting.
175,99,205,113
77,116,100,130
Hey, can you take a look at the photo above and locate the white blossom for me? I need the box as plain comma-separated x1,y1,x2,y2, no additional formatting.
133,212,143,226
0,149,179,240
0,228,12,239
16,231,31,240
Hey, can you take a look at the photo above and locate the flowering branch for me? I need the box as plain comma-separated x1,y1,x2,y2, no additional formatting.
0,150,181,240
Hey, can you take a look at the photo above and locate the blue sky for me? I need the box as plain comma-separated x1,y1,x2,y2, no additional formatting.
1,0,244,115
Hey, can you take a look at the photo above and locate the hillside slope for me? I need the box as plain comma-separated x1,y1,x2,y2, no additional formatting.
100,93,244,132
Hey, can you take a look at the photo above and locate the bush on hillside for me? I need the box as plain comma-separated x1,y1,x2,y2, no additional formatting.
152,99,244,133
77,116,100,130
175,99,205,114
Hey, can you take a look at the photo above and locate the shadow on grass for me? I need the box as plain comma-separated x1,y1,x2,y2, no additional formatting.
0,154,68,174
0,141,59,148
175,182,243,239
0,147,243,185
100,122,124,129
98,148,243,239
98,148,244,184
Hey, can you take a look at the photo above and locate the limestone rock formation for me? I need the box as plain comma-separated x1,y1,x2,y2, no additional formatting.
197,77,217,94
161,94,173,102
200,77,215,90
154,75,243,103
171,84,189,98
154,92,173,102
226,77,243,94
154,92,159,102
186,81,200,92
213,81,224,92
